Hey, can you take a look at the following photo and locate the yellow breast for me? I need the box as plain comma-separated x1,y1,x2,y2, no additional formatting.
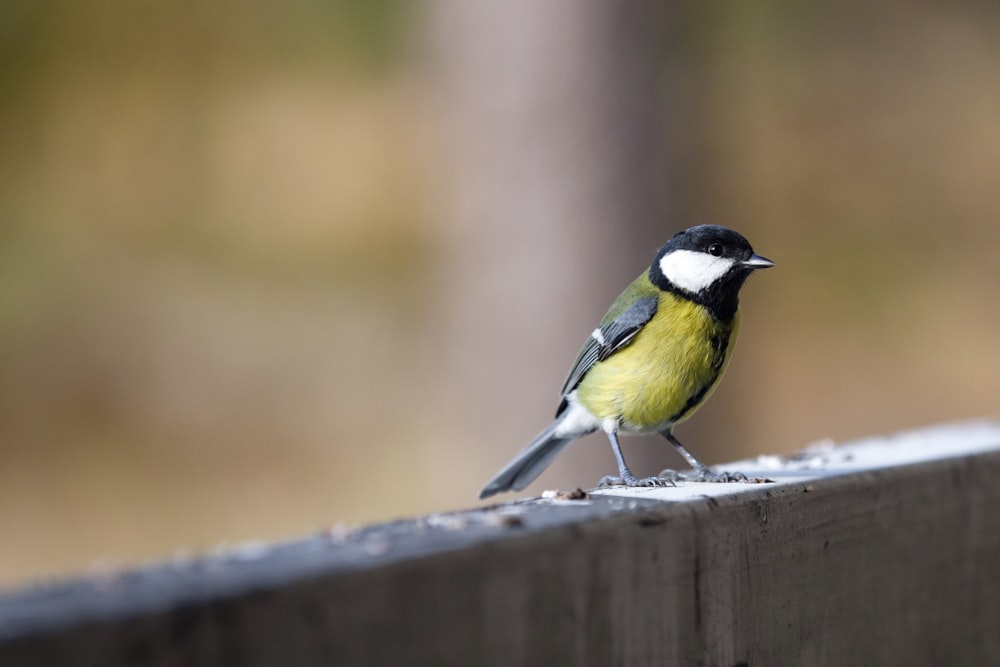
575,293,740,433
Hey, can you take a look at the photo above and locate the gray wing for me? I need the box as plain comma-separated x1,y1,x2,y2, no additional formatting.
556,295,659,412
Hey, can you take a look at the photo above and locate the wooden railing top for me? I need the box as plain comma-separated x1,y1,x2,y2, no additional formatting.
2,419,999,666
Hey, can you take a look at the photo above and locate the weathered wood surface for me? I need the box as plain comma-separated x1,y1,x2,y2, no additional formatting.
1,421,999,666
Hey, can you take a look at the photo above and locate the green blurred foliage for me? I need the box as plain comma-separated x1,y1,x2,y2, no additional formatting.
0,0,430,586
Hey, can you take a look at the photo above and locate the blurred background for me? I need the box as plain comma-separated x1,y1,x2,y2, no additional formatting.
2,0,999,588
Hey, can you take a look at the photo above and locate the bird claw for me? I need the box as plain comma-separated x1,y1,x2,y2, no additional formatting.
675,468,748,483
597,473,677,489
596,468,748,489
654,469,682,484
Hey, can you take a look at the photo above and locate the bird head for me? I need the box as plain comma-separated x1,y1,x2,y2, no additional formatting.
650,225,774,318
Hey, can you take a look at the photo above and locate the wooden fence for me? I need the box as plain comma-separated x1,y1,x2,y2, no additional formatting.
1,420,999,666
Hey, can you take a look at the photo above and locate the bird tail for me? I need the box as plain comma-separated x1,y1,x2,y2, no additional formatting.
478,421,573,499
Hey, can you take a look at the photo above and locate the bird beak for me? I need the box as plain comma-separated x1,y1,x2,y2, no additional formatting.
742,253,775,269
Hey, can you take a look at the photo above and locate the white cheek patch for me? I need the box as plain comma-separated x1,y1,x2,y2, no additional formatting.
658,250,736,294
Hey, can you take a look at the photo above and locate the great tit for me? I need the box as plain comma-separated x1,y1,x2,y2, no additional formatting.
479,224,773,499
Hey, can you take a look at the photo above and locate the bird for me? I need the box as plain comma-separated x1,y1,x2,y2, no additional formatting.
479,224,773,499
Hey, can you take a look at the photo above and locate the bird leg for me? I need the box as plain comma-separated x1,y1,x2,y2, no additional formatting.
598,430,676,488
660,429,747,482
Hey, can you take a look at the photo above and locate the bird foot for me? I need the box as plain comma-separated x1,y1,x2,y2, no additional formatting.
672,467,748,483
597,471,677,489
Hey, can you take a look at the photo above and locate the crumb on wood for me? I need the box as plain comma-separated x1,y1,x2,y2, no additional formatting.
746,476,774,484
561,488,589,500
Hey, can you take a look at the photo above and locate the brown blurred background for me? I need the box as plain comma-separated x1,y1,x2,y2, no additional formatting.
1,1,998,588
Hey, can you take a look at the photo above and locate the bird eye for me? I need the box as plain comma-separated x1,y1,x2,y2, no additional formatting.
707,243,723,257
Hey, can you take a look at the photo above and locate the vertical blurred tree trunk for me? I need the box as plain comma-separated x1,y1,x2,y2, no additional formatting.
425,1,705,496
